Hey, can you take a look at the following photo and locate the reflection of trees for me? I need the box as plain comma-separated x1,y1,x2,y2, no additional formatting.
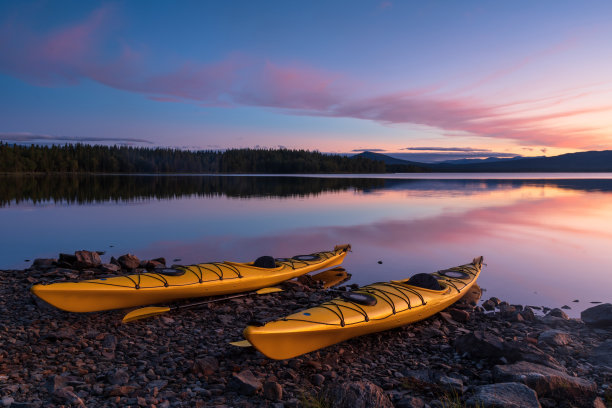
2,175,610,207
0,175,386,206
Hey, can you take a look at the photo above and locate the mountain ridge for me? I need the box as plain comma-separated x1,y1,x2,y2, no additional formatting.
352,150,612,172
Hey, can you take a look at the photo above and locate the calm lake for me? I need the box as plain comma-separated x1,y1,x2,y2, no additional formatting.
2,173,612,316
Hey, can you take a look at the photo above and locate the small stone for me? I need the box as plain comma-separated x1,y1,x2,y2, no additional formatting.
454,331,505,358
311,374,325,386
75,250,102,268
228,370,262,396
466,382,541,408
32,258,56,270
100,263,120,273
395,396,425,408
108,369,130,385
117,254,140,270
192,356,219,376
1,396,15,407
448,308,470,323
547,308,569,319
263,381,283,401
54,387,86,407
146,380,168,391
324,380,393,408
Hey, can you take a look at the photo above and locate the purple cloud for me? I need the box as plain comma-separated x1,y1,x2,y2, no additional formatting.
402,147,492,152
1,6,610,149
0,132,152,144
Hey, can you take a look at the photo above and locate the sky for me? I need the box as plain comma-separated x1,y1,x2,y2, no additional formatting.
1,1,612,162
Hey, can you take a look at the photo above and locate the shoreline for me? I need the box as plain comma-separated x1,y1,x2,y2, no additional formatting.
1,254,611,407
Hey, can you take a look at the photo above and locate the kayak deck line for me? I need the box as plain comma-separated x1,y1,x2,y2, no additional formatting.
30,244,350,313
244,256,483,360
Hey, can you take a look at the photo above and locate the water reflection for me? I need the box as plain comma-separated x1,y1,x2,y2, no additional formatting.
3,175,612,207
1,175,611,316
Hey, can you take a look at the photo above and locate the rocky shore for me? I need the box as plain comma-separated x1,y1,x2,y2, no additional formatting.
1,251,611,407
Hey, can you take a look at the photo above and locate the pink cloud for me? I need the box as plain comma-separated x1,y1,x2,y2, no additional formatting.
1,6,611,150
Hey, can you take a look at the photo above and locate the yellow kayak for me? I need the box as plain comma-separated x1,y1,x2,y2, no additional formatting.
244,256,483,360
31,244,351,313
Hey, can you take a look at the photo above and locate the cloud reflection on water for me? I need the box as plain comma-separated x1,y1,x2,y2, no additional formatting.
136,186,612,316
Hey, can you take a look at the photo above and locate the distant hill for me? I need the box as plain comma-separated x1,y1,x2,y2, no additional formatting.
432,150,612,172
352,150,612,172
353,151,422,165
352,151,429,172
438,156,527,165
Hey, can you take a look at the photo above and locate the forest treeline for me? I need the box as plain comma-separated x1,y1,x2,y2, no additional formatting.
0,174,386,206
0,143,408,173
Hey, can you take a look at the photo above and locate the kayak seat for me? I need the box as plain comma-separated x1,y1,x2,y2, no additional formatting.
407,273,442,290
253,256,277,268
156,268,186,276
292,254,321,261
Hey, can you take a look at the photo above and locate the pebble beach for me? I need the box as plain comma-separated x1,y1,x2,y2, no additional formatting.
1,251,611,408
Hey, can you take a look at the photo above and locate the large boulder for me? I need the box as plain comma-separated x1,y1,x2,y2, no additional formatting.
324,380,393,408
466,382,541,408
581,303,612,327
538,330,572,347
493,361,596,404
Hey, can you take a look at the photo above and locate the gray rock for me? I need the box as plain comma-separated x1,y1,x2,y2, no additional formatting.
107,368,130,385
493,361,597,403
100,263,120,273
44,375,71,393
53,388,85,407
74,250,101,268
466,382,541,408
538,330,572,346
439,375,463,393
395,396,425,408
228,369,262,396
310,374,325,386
324,380,393,408
500,342,565,371
31,258,56,270
589,339,612,368
482,299,496,311
454,331,505,358
192,356,219,376
448,308,470,323
593,397,607,408
520,307,536,322
263,381,283,401
146,379,168,391
117,253,140,270
1,396,14,407
581,303,612,327
547,308,569,320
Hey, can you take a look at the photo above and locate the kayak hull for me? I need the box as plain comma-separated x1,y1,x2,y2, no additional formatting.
244,256,482,360
31,245,350,313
